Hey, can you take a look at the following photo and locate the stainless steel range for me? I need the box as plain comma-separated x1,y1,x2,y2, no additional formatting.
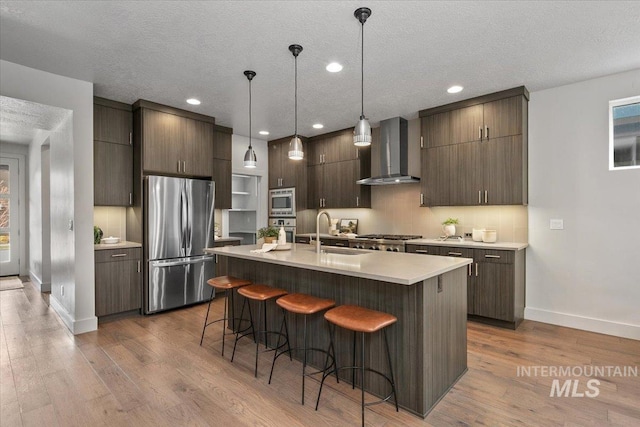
349,234,422,252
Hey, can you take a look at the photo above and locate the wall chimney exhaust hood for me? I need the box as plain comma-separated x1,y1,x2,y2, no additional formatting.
357,116,420,185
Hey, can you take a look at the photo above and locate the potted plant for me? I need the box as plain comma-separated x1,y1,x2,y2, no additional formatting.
257,226,279,243
442,218,459,237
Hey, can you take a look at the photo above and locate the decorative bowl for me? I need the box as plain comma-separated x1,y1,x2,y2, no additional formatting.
101,236,120,244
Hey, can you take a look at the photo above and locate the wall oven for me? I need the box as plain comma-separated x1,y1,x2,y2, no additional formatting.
268,218,296,243
269,187,296,217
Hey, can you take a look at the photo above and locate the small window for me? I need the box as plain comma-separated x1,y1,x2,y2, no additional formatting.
609,95,640,170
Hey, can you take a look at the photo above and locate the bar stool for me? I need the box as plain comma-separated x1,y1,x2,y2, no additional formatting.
200,276,252,357
232,284,289,377
316,305,399,427
268,293,339,405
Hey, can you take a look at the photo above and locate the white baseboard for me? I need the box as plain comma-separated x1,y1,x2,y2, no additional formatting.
49,295,98,335
28,271,51,292
525,307,640,340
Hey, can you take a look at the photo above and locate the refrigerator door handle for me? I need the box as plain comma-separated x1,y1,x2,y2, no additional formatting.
150,255,215,268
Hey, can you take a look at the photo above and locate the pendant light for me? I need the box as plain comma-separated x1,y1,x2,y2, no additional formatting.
243,70,257,168
288,44,304,160
353,7,372,147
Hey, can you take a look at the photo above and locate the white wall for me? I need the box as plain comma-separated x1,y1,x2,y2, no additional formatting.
27,130,51,290
231,135,268,231
527,69,640,340
0,60,96,334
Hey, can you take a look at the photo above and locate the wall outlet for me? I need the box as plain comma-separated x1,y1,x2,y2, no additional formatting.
550,219,564,230
464,232,472,238
61,285,64,296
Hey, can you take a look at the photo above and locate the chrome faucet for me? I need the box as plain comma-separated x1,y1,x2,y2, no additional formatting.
316,210,332,253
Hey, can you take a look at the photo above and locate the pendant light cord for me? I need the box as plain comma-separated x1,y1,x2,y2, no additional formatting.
294,54,298,137
361,22,364,119
248,78,252,149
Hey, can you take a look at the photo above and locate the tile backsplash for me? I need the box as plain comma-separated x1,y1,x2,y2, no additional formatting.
94,206,127,240
310,183,528,243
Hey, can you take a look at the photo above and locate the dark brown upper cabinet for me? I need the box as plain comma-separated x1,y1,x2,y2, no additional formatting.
134,100,215,178
305,128,371,209
268,136,308,211
93,97,133,206
419,87,528,206
212,125,233,209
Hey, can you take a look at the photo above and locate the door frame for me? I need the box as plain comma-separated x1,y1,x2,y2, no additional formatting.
0,153,27,277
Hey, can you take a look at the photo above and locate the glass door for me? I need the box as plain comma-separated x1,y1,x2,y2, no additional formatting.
0,158,19,276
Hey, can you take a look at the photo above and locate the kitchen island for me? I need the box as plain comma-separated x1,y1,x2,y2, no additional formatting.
210,243,471,418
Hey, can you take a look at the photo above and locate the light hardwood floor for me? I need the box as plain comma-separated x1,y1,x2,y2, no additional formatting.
1,280,639,426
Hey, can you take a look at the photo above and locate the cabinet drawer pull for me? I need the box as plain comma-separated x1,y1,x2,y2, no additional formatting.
111,253,127,258
468,263,472,276
415,249,429,254
129,193,133,205
137,260,140,272
484,254,501,259
475,262,479,276
448,252,463,256
356,196,359,207
485,125,489,139
335,242,345,247
479,126,483,140
177,161,181,173
183,161,186,172
478,190,482,204
484,190,488,204
420,193,424,205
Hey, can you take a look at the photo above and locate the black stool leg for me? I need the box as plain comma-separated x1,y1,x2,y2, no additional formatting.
383,329,399,412
254,300,263,377
302,315,308,404
361,332,365,427
268,308,287,384
231,297,250,362
220,289,229,356
315,322,336,411
199,286,215,346
352,330,357,389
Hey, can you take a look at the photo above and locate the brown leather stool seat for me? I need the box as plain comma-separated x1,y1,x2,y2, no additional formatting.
268,293,338,405
324,305,397,333
232,284,288,377
316,305,399,426
200,276,252,356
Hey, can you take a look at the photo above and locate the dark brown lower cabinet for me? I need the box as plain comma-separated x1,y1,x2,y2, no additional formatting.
95,248,142,317
406,244,525,329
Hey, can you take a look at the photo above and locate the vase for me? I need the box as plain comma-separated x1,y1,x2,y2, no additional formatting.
443,224,456,237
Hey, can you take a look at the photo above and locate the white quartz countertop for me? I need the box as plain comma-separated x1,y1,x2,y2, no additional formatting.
94,241,142,250
210,243,471,285
213,237,243,243
406,239,528,251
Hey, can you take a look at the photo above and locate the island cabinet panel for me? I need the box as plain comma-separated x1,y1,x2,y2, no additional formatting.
95,248,141,317
222,256,468,418
406,243,525,329
93,98,133,206
419,87,528,206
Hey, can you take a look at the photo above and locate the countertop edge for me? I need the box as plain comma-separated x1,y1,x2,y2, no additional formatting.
210,244,471,285
406,239,529,251
94,241,142,250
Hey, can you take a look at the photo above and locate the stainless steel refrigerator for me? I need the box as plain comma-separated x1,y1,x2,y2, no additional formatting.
144,175,215,314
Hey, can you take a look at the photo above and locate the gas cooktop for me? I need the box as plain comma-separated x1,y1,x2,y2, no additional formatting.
356,234,422,241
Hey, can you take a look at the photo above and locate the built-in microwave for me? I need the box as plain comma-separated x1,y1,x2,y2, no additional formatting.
269,187,296,217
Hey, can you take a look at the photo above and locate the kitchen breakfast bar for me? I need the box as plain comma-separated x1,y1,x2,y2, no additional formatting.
209,243,472,418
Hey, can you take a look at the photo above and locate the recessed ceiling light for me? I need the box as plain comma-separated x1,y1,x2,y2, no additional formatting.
447,85,463,94
259,130,269,136
186,98,201,105
326,62,343,73
312,123,324,129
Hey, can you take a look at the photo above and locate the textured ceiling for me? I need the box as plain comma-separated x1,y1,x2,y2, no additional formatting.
1,1,640,141
0,96,70,144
